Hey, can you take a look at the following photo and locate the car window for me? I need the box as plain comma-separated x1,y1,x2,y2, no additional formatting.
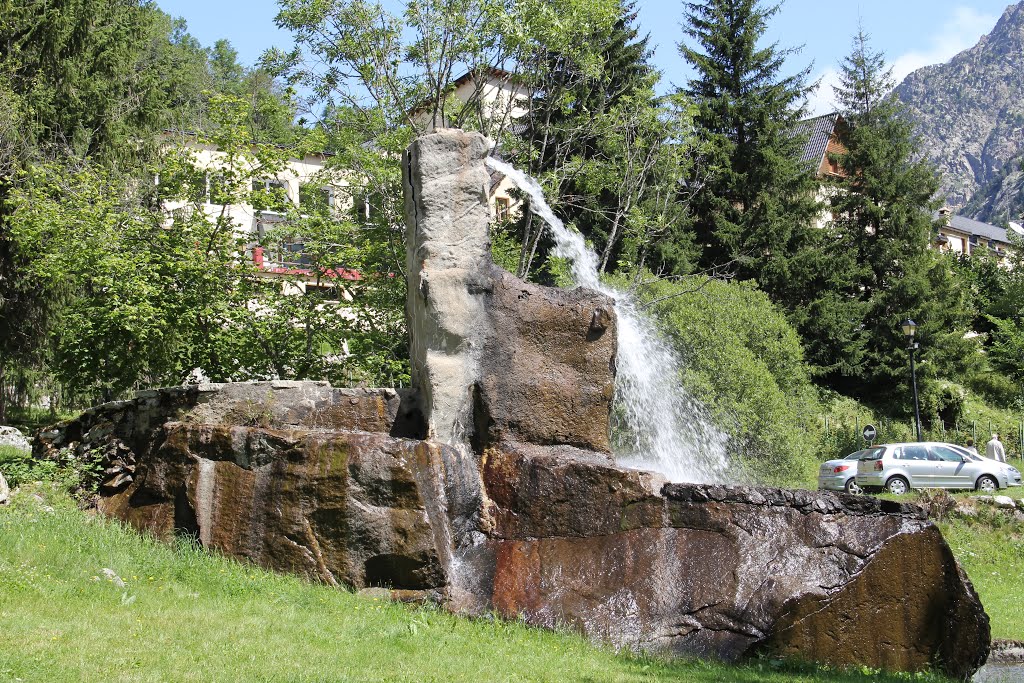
899,445,929,461
930,445,964,463
860,447,885,460
948,445,981,461
844,450,865,460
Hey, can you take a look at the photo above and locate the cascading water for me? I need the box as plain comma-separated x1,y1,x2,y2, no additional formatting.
486,157,731,483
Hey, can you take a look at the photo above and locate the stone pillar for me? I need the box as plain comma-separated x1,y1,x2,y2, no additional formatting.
403,129,494,444
403,129,618,453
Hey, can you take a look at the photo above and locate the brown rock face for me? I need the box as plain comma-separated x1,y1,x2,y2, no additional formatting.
483,447,990,680
69,403,988,679
403,129,616,453
758,525,989,680
474,271,616,453
102,422,458,589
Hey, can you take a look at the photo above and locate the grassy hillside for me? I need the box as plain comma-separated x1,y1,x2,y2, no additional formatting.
0,485,949,683
937,499,1024,640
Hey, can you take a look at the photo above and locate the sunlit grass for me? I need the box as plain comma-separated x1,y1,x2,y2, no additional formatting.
936,496,1024,641
0,485,950,682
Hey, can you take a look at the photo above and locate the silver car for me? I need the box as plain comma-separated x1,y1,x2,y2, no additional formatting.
817,450,867,494
855,442,1022,495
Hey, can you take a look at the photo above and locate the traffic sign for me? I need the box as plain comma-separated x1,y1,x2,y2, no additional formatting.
863,424,877,443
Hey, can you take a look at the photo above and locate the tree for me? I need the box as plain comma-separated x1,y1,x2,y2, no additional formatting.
271,0,624,276
0,2,304,413
0,0,184,417
6,93,400,400
825,28,975,412
678,0,822,303
507,0,668,277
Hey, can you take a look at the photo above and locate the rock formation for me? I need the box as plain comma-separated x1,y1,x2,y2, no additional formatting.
34,129,990,680
0,425,30,453
896,2,1024,218
403,131,616,453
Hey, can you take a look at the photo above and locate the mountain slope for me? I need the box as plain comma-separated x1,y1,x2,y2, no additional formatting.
896,1,1024,220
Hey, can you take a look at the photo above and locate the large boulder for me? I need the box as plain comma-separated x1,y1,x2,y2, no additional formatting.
482,444,989,680
0,425,30,452
101,422,467,589
62,406,990,680
403,129,616,453
33,382,424,494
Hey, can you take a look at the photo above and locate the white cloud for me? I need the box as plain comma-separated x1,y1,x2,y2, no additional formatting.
805,66,841,116
803,6,996,116
890,6,996,83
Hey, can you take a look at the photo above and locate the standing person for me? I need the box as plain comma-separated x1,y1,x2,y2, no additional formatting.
965,438,979,456
986,433,1006,463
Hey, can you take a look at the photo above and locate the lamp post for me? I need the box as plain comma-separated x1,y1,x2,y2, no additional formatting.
901,319,923,442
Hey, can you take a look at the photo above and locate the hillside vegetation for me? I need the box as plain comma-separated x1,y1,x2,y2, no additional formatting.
616,274,1024,488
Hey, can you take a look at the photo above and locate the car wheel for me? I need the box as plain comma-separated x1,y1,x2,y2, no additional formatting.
976,475,998,494
844,478,862,495
885,476,909,495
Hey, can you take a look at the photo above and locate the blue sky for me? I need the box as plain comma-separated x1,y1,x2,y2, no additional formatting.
156,0,1014,114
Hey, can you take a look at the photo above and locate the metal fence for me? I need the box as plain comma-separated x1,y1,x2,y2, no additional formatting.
821,415,1024,461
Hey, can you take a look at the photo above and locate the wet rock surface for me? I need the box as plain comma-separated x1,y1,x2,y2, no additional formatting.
100,422,456,589
473,270,616,453
484,445,989,680
403,129,616,453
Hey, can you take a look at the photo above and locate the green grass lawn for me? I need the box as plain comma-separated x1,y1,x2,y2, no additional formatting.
0,485,948,683
937,501,1024,641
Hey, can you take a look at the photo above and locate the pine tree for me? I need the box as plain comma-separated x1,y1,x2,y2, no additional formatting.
568,2,666,273
826,28,974,410
511,0,660,278
678,0,821,302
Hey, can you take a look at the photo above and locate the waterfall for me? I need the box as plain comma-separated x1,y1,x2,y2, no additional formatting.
485,157,731,483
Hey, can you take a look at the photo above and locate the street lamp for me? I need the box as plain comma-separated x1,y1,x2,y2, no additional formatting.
901,319,923,442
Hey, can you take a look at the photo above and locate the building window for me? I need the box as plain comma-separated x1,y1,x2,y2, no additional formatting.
262,237,311,270
299,184,333,215
352,191,381,224
495,197,510,222
252,179,290,211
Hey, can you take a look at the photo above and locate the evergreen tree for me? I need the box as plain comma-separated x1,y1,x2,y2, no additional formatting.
826,28,974,412
507,0,658,279
562,1,655,271
0,0,172,417
678,0,821,302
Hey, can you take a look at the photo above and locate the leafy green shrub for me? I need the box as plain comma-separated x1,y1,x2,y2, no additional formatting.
619,275,824,486
965,367,1021,408
0,446,58,488
0,445,100,491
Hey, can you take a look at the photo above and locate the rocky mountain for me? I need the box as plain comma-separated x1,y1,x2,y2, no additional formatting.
896,2,1024,222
